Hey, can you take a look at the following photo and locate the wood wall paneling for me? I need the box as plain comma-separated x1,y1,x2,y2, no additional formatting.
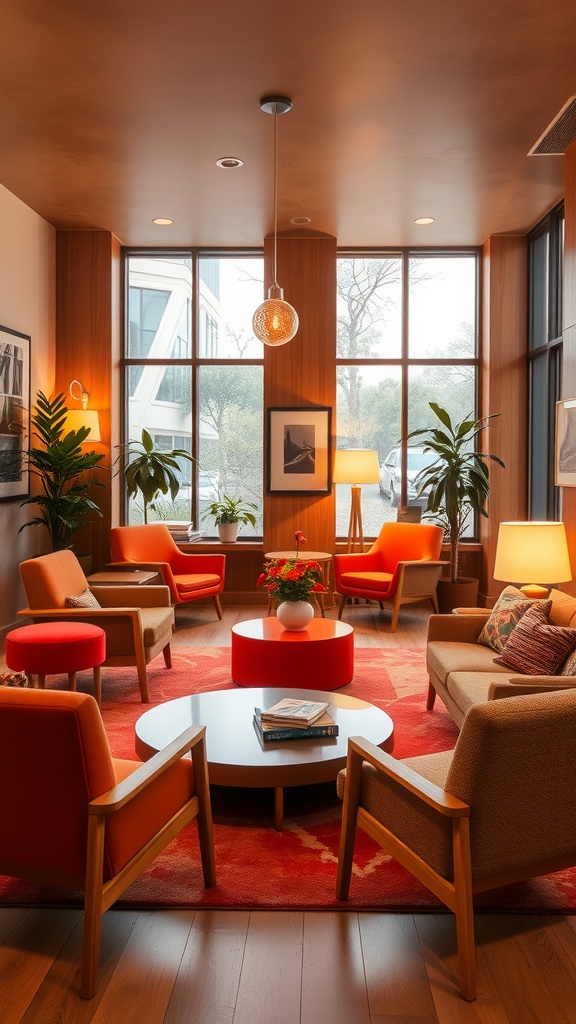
263,234,338,557
55,230,121,572
480,234,528,604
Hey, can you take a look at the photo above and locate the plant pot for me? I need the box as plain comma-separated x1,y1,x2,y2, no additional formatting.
276,600,315,631
218,523,239,543
436,576,479,615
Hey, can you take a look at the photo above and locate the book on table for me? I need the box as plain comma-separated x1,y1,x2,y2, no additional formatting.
259,697,330,726
253,708,339,743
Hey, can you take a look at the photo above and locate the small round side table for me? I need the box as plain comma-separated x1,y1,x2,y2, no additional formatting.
264,550,332,615
231,616,354,690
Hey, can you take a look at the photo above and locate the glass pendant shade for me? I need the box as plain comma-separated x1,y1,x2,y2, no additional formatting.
252,284,299,347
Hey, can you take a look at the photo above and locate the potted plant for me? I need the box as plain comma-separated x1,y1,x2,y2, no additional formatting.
114,429,194,524
256,556,326,630
203,494,258,543
407,402,504,612
19,390,105,552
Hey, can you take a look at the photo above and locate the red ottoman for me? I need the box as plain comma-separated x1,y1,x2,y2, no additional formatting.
5,622,106,707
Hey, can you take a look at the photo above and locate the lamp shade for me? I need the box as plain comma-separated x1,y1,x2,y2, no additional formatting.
65,409,101,442
494,521,572,586
333,449,380,485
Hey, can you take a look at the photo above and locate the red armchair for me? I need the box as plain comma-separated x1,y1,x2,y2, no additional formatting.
109,524,226,619
0,686,215,998
334,521,446,631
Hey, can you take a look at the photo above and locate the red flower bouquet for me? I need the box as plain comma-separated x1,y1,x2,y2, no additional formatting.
257,557,326,602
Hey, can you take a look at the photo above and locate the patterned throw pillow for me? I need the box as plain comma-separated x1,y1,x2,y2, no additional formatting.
65,588,101,609
494,603,576,675
478,586,550,653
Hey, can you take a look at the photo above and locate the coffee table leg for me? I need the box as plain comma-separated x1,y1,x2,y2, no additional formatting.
274,786,284,831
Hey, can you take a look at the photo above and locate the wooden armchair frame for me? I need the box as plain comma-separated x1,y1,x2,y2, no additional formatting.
82,722,215,997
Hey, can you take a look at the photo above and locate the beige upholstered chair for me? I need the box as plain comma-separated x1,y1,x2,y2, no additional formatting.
336,689,576,1000
19,549,175,702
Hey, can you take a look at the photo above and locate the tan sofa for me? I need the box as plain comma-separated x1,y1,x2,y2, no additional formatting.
426,588,576,728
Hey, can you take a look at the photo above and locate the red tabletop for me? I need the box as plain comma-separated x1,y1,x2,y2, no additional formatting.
231,616,354,690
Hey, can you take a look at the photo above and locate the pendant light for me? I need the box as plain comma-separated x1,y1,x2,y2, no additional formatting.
252,96,299,347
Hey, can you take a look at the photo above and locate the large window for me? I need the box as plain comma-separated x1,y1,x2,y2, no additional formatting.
336,251,479,539
124,252,264,536
528,203,564,520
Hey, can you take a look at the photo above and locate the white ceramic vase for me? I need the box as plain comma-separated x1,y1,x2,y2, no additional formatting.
276,600,314,631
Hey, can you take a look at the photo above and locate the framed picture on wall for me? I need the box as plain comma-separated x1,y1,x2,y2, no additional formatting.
267,406,331,494
0,325,30,502
555,398,576,486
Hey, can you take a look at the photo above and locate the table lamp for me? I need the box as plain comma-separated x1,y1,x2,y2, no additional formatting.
333,449,380,552
493,521,572,598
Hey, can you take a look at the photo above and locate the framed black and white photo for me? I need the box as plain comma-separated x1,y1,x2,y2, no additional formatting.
267,406,331,494
555,398,576,487
0,325,30,502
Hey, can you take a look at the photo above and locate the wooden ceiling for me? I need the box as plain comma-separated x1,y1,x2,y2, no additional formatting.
0,0,574,248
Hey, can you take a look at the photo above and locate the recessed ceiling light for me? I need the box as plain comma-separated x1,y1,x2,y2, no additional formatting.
153,217,174,225
414,216,435,225
216,157,244,169
290,216,311,225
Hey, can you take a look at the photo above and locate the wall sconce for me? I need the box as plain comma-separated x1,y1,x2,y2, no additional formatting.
333,449,380,552
493,520,572,598
66,379,101,442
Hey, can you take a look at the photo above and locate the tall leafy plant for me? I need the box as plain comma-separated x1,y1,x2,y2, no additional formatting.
19,391,105,551
115,429,194,524
408,402,504,583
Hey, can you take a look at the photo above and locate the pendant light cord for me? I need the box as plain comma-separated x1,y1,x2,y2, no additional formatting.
273,109,278,288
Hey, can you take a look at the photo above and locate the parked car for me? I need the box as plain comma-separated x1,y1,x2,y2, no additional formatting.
379,446,436,506
199,472,219,502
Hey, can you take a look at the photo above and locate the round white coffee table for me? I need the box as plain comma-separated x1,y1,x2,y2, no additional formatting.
135,686,394,830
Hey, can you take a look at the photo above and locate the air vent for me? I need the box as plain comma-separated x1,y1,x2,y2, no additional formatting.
529,95,576,155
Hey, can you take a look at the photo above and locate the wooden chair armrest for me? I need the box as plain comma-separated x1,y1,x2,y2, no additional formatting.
489,677,576,699
18,606,141,619
89,724,208,815
346,736,469,817
427,613,488,643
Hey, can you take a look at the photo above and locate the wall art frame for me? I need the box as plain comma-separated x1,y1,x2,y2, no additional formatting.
0,325,30,502
267,406,332,494
555,397,576,486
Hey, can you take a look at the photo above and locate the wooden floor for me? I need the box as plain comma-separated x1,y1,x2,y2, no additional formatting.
2,601,576,1023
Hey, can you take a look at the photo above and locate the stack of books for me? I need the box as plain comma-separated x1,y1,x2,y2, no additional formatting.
253,697,339,743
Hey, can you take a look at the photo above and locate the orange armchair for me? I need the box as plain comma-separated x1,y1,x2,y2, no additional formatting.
0,686,215,999
109,524,226,619
334,521,446,631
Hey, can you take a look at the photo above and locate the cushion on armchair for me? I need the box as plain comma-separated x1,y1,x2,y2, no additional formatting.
494,603,576,675
65,588,101,609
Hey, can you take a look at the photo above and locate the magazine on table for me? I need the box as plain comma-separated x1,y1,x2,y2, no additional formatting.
253,708,339,743
259,698,330,726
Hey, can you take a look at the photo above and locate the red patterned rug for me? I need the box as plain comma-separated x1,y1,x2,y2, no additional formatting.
3,646,576,912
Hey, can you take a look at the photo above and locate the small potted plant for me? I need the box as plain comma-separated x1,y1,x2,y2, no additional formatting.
257,557,326,630
203,494,258,543
408,401,504,612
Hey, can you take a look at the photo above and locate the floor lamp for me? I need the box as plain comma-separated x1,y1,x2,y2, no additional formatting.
333,449,380,552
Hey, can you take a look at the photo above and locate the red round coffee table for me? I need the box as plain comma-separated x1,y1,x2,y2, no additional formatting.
231,616,354,690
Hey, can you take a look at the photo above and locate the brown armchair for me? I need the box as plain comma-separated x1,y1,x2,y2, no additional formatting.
19,549,175,702
0,686,215,998
336,689,576,1000
334,522,446,631
109,524,226,620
